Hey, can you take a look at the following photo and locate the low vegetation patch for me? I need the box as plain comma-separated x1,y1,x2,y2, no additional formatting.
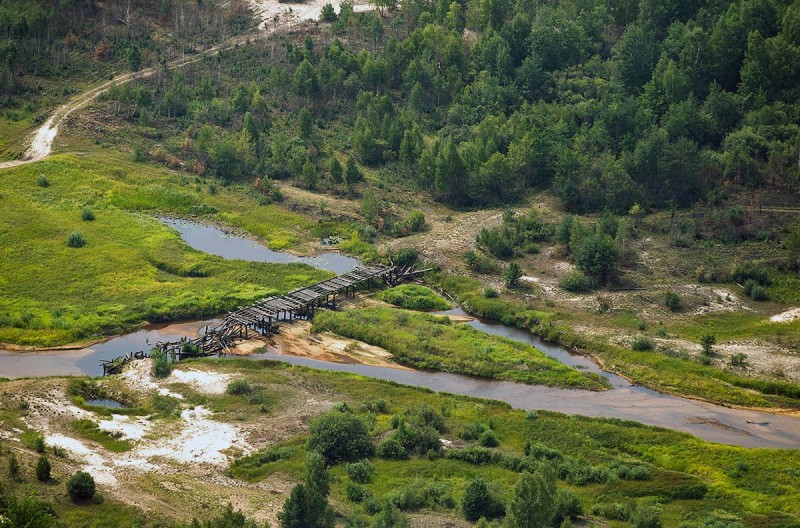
376,284,450,311
71,419,132,452
313,306,607,390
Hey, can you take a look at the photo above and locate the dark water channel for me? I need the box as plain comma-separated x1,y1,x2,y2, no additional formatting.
1,219,799,449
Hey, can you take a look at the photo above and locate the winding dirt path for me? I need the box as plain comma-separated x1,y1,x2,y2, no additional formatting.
0,31,263,171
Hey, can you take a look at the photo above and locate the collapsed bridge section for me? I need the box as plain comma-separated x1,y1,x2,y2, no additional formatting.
149,264,423,362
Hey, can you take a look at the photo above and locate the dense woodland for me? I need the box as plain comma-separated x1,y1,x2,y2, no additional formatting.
4,0,799,212
77,0,800,215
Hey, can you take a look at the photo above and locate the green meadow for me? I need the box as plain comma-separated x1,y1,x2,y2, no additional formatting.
0,152,334,347
312,306,608,390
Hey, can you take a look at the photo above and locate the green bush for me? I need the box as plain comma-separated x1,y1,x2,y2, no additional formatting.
732,262,770,287
66,471,96,502
377,284,450,311
346,459,375,484
81,206,95,221
479,429,499,447
345,481,367,502
151,348,171,378
631,337,654,352
461,478,501,521
393,247,419,268
377,438,408,460
459,420,488,441
35,455,51,482
465,251,500,274
664,291,682,311
37,174,49,187
559,270,593,292
226,379,252,395
483,288,499,298
67,231,87,248
308,409,375,463
554,488,583,524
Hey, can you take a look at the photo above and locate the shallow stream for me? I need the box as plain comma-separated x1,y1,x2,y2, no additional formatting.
1,219,798,449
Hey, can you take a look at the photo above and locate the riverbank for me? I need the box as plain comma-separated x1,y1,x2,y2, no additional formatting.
2,359,799,527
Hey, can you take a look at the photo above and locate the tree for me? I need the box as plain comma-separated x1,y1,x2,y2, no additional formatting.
700,334,716,356
301,161,318,189
574,234,618,286
8,451,19,479
307,409,375,463
67,471,96,502
505,262,523,287
126,45,142,73
330,157,343,184
35,455,51,482
507,464,557,528
279,452,335,528
462,478,497,521
298,107,314,139
1,493,56,528
345,158,362,186
320,3,337,21
294,59,319,104
372,501,409,528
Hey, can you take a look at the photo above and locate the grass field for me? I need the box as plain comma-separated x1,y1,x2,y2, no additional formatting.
313,306,608,390
0,151,335,347
211,359,800,528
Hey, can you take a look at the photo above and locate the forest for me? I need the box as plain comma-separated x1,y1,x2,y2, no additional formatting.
4,0,793,213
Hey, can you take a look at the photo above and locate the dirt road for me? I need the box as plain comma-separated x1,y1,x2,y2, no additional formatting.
0,0,369,171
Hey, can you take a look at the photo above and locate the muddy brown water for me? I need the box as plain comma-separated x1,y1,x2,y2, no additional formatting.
1,220,799,449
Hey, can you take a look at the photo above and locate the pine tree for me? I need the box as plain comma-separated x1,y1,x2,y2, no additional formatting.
462,478,495,521
35,454,51,482
278,451,335,528
331,157,343,184
505,262,523,287
345,158,362,185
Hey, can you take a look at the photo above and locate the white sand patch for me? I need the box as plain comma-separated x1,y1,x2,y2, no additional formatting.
250,0,371,30
46,434,119,487
521,275,540,283
98,415,150,441
169,369,231,394
771,307,800,323
119,360,183,398
138,407,247,465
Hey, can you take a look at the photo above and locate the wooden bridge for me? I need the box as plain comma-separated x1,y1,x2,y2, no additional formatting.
150,264,418,362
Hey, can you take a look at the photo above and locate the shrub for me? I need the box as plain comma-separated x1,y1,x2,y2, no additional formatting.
393,247,419,268
308,409,375,463
559,269,592,292
377,285,450,311
151,349,171,378
35,455,51,482
631,337,654,352
750,284,770,301
462,478,501,521
664,291,682,311
67,231,87,248
320,3,337,22
700,334,716,356
377,438,408,460
226,379,252,395
505,262,523,287
459,420,488,441
404,211,426,233
479,429,500,447
347,459,375,484
631,505,662,528
483,287,499,298
729,353,748,368
345,481,366,502
37,174,49,187
465,251,500,274
554,488,583,524
8,451,20,479
67,471,96,502
732,262,770,287
81,206,95,221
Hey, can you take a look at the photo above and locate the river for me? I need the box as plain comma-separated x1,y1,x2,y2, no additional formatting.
1,218,798,449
